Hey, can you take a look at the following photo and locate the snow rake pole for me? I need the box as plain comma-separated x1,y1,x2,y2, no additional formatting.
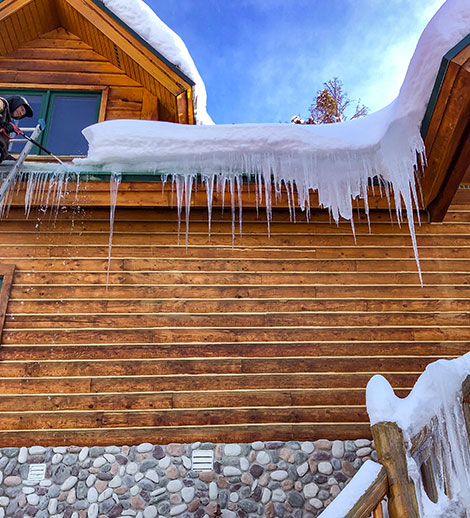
0,121,44,205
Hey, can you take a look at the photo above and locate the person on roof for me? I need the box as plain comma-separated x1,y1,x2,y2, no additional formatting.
0,95,33,163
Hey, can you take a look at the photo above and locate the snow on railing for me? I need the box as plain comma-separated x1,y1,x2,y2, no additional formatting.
366,354,470,518
317,460,388,518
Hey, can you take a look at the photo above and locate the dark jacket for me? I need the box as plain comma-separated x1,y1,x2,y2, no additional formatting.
0,97,12,161
0,96,33,162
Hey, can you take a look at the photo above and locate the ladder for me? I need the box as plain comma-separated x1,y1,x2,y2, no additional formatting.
0,121,44,205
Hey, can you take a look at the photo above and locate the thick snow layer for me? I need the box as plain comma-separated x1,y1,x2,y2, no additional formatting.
101,0,212,125
76,0,469,281
317,460,384,518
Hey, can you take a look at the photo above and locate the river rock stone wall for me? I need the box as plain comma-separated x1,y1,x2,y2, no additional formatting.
0,439,377,518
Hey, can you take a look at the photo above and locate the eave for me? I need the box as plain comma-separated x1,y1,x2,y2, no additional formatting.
420,33,470,222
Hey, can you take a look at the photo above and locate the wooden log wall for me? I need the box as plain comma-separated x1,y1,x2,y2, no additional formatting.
0,186,469,447
0,27,177,122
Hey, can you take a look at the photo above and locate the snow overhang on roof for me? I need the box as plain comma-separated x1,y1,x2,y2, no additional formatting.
93,0,195,89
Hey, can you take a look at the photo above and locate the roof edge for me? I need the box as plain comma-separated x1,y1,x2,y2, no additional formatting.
92,0,196,88
420,33,470,138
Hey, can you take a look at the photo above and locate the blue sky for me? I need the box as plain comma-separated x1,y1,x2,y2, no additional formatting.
146,0,446,124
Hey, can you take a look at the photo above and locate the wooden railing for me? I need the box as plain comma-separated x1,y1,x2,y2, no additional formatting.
319,357,470,518
317,460,388,518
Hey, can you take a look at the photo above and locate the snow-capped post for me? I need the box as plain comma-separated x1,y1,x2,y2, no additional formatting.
371,421,420,518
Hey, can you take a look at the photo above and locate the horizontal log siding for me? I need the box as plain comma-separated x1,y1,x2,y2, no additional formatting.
0,27,176,122
0,198,469,446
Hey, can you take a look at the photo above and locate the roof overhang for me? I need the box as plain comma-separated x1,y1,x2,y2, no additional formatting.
420,33,470,221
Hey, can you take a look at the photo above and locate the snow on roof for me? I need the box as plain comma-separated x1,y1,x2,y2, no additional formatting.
101,0,213,125
77,0,470,283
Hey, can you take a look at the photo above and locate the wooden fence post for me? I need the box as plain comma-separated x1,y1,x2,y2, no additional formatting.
371,421,420,518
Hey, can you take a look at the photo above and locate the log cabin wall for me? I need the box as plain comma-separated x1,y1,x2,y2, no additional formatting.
0,26,178,122
0,184,469,447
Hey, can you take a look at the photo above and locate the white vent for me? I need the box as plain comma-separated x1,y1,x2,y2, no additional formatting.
27,464,46,481
191,449,214,472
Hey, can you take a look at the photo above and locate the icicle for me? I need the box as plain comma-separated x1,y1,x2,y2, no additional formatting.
106,171,121,289
229,176,236,246
203,174,215,240
236,175,243,236
184,174,193,249
175,175,184,246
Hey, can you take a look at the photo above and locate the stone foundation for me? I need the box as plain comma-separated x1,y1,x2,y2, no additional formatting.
0,440,377,517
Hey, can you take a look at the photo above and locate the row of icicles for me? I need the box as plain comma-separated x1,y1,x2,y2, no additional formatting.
0,167,423,286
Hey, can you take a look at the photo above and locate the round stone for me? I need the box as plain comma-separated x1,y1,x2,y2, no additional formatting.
288,492,305,508
332,441,345,459
181,486,195,503
109,475,121,488
271,489,286,502
224,444,241,456
251,441,264,450
318,462,333,475
355,439,371,448
209,481,218,500
309,498,324,509
137,443,154,453
145,469,159,483
4,477,21,487
270,470,288,481
47,498,57,514
78,447,89,462
61,476,78,491
304,482,319,498
159,456,171,469
262,488,271,504
301,442,314,454
357,447,372,457
143,505,158,518
18,447,28,464
88,502,99,518
52,453,63,464
93,457,106,468
87,487,98,503
169,503,187,516
167,480,183,493
29,446,46,455
166,444,185,457
126,462,138,475
255,451,270,465
297,462,309,477
223,466,241,476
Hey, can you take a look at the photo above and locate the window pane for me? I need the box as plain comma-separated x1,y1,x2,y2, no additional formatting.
8,94,44,154
46,95,100,155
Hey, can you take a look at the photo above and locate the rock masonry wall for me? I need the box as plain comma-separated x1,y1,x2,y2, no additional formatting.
0,439,377,518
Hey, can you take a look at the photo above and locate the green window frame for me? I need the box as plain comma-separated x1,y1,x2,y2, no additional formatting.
0,89,101,156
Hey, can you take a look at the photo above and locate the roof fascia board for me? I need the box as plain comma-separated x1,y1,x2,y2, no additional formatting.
0,0,34,20
91,0,195,88
421,33,470,138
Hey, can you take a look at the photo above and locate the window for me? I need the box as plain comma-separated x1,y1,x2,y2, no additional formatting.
0,89,101,156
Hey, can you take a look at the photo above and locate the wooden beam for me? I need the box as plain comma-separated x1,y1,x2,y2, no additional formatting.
371,422,419,518
0,264,14,341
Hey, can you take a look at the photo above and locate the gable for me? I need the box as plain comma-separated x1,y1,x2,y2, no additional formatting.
0,0,194,123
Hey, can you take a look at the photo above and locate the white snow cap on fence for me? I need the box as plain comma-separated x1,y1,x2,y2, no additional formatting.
366,353,470,436
101,0,213,125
